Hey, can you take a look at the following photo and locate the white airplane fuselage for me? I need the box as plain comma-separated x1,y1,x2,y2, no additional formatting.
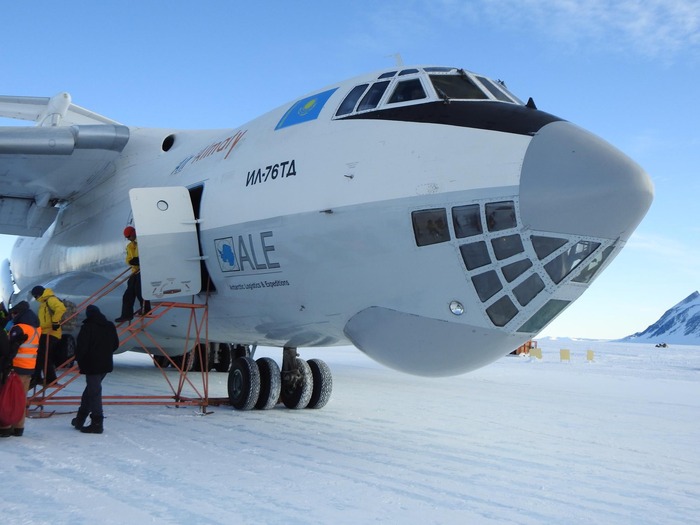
5,66,653,377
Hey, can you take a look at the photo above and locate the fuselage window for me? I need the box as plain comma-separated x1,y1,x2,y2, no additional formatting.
471,270,503,303
336,84,369,117
513,274,545,306
412,209,450,246
486,296,518,327
501,259,532,283
452,204,482,238
357,81,390,112
430,74,488,100
388,79,427,104
485,201,516,232
459,241,490,270
517,299,570,333
572,245,615,283
531,235,568,259
491,234,524,260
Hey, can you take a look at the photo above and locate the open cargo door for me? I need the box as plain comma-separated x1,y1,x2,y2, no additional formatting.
128,187,201,300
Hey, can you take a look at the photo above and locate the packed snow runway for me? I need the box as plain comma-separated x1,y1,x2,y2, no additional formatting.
1,340,698,524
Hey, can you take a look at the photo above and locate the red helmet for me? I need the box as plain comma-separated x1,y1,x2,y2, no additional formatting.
123,226,136,237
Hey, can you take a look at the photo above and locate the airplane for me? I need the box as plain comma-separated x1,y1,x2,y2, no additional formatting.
0,65,653,410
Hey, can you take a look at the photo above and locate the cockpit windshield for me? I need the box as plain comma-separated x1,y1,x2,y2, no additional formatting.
430,74,487,101
334,66,522,118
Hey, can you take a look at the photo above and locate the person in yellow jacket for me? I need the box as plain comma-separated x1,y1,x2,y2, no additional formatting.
30,285,66,388
115,226,150,323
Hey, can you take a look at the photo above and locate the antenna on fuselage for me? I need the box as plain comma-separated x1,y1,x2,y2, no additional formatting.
387,53,404,67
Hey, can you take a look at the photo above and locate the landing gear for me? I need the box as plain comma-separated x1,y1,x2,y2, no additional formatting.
255,357,281,410
213,343,232,373
228,356,260,410
281,357,313,409
152,355,169,368
192,343,232,372
307,358,333,409
225,346,333,411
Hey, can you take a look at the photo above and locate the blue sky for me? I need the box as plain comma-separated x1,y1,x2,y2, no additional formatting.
0,0,698,339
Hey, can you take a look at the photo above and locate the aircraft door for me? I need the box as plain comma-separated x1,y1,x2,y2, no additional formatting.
128,187,202,300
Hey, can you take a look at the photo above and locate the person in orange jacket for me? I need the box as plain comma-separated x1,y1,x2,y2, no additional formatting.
0,301,40,437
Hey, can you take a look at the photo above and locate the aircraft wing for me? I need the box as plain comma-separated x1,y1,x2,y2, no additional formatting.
0,92,129,236
0,124,130,236
0,92,121,126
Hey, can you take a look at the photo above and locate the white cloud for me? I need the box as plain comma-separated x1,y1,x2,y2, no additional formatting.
435,0,700,60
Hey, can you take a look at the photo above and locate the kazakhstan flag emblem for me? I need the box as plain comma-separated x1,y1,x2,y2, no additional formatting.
275,88,338,130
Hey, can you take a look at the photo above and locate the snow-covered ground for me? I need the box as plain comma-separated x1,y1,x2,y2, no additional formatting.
2,339,698,524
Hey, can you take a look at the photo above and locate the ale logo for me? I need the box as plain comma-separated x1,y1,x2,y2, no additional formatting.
215,238,239,272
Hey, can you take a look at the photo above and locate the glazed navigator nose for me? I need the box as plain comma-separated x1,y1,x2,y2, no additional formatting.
519,121,654,241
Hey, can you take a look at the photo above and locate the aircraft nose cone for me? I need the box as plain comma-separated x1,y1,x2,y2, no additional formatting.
519,121,653,240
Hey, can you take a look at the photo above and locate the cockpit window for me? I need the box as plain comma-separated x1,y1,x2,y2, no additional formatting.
357,81,390,112
430,74,488,100
475,76,514,103
336,84,369,116
388,79,427,104
335,67,525,120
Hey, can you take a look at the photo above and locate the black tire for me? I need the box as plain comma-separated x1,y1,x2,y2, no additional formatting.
153,355,169,368
171,352,194,371
214,343,231,373
307,358,333,409
281,358,313,409
228,356,260,410
255,357,281,410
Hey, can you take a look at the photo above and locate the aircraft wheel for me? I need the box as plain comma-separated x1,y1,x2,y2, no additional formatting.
281,358,312,409
228,356,260,410
255,357,281,410
307,358,333,409
153,355,169,368
214,343,232,373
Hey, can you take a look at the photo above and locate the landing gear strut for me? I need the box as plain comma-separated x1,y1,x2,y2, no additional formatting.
281,348,313,409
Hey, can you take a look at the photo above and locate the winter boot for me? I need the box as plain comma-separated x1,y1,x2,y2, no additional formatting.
71,409,89,430
80,414,104,434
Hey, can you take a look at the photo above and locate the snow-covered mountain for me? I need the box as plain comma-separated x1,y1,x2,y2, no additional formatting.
620,291,700,345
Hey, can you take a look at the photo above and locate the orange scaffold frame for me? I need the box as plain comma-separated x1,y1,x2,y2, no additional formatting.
27,268,219,418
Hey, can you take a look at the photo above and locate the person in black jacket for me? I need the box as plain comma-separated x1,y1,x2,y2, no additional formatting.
73,305,120,434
